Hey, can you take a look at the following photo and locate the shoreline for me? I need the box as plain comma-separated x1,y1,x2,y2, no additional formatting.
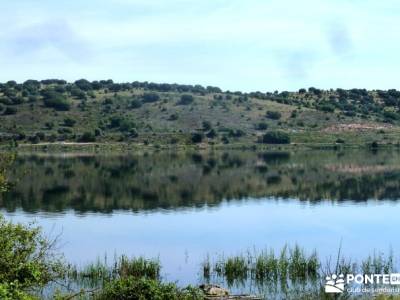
0,141,398,153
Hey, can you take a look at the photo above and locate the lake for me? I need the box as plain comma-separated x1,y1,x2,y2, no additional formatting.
2,149,400,294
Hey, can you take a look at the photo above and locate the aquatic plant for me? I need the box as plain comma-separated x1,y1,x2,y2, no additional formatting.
67,255,161,288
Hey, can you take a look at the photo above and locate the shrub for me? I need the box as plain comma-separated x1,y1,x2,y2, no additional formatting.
178,94,194,105
168,114,178,121
206,129,217,139
191,133,204,143
0,215,64,298
228,129,245,138
79,132,96,142
42,91,70,111
336,138,345,144
4,107,17,115
63,118,76,127
317,104,335,113
383,111,400,121
142,93,160,103
202,121,212,131
119,119,136,132
256,122,268,130
266,111,282,120
130,99,142,109
96,277,204,300
262,131,291,144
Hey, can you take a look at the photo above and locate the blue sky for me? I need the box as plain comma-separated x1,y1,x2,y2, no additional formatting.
1,0,399,91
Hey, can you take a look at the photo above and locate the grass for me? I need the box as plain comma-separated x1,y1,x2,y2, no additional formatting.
202,245,396,294
67,255,161,288
210,245,320,287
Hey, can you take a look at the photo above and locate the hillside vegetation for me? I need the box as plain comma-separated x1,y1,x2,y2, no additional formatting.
1,79,400,147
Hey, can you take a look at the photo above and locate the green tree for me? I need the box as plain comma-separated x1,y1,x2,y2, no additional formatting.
262,131,291,144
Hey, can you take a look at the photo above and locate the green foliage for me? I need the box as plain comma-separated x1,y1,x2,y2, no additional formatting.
79,132,96,142
266,111,282,120
0,215,64,298
178,94,194,105
96,277,204,300
2,79,400,146
262,131,291,144
130,99,142,109
202,121,212,131
191,133,204,143
317,103,335,113
206,129,217,139
4,107,17,115
256,122,268,130
42,91,70,111
63,117,76,127
142,93,160,103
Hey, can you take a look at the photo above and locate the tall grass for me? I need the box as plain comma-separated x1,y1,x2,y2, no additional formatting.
202,245,396,290
68,255,160,287
210,245,320,286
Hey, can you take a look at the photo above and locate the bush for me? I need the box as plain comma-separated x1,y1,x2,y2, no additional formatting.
336,138,345,144
130,99,142,109
317,104,335,113
178,94,194,105
42,91,70,111
142,93,160,103
79,132,96,142
96,277,204,300
0,215,64,298
262,131,291,144
168,114,178,121
266,111,282,120
256,122,268,130
191,133,204,143
383,111,400,121
206,129,217,139
63,118,76,127
4,107,17,115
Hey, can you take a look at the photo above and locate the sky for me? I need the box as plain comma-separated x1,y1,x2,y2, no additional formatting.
1,0,400,91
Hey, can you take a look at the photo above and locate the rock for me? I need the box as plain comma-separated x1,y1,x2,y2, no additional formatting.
200,284,230,296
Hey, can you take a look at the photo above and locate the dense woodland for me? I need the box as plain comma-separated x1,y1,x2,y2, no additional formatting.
1,79,400,146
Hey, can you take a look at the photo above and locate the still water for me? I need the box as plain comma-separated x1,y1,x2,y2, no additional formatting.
1,149,400,288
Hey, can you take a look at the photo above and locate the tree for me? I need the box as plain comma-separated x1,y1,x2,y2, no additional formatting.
74,79,92,91
42,90,70,111
262,131,291,144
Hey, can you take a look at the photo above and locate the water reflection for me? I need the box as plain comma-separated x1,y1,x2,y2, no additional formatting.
2,149,400,213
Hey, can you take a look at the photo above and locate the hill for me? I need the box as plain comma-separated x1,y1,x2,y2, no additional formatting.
1,79,400,148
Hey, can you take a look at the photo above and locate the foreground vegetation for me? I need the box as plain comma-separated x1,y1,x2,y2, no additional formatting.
2,80,400,148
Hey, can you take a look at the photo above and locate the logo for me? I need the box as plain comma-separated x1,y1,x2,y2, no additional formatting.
325,274,345,293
